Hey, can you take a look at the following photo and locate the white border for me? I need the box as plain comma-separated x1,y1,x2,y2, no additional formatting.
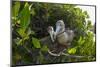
0,0,10,67
0,0,100,67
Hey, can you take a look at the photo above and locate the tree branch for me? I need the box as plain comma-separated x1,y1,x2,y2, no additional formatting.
40,36,93,59
48,49,93,58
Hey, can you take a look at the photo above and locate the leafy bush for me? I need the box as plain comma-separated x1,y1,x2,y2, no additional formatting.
12,1,96,66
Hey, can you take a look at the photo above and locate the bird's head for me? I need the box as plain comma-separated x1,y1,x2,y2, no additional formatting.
47,26,54,33
55,20,65,34
47,26,56,42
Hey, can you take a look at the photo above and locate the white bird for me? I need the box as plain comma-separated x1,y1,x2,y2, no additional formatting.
47,20,74,55
47,26,56,42
55,20,74,48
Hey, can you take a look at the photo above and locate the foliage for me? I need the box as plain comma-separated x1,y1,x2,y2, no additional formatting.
12,1,96,66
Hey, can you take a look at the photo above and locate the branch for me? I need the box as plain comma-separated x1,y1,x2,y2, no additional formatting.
61,53,87,58
40,36,93,59
48,49,61,56
48,49,92,58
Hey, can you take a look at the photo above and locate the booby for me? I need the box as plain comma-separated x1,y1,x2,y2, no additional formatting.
47,20,74,56
55,20,74,48
47,26,56,42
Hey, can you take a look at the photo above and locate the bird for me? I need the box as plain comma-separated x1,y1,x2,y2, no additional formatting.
46,20,75,56
47,26,56,43
47,26,64,52
55,20,74,48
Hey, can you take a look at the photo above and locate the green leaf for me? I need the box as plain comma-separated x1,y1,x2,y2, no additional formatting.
78,36,85,45
17,28,26,38
83,11,89,18
78,36,82,43
41,45,48,52
68,48,76,54
30,8,35,16
27,28,33,35
19,3,30,29
12,2,20,17
32,37,41,48
16,3,30,38
14,38,22,45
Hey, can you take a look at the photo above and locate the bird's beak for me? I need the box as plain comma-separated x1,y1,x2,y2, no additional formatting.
55,25,61,34
49,30,55,42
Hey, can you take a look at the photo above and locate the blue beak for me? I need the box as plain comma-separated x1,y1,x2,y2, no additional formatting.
55,25,61,34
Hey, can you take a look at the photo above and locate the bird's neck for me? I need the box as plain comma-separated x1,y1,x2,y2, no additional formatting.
59,27,65,33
